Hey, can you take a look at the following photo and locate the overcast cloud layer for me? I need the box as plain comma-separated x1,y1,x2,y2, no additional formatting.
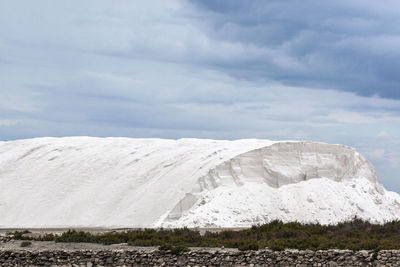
1,0,400,192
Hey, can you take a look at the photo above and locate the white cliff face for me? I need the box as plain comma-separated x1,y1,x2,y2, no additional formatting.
196,142,378,190
0,137,399,228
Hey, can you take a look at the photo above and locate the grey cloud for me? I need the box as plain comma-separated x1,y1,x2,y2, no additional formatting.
186,0,400,98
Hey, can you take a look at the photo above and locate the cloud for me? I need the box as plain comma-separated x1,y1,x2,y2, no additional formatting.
326,111,400,125
378,131,388,137
0,92,39,113
366,149,385,159
327,111,378,124
187,0,400,99
0,120,20,126
2,0,400,98
388,157,400,167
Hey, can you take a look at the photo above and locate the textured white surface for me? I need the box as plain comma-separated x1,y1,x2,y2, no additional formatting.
0,137,399,228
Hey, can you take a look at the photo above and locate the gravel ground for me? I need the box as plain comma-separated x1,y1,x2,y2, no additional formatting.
0,240,157,252
0,228,239,252
0,239,237,253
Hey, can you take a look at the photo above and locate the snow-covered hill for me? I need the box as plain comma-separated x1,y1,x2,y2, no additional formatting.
0,137,399,228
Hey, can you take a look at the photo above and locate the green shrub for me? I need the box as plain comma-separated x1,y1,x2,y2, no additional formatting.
171,245,190,254
9,218,400,251
8,230,31,240
40,233,57,241
158,243,173,251
159,243,190,254
248,242,259,251
269,241,285,251
20,241,32,247
238,242,259,251
56,230,96,243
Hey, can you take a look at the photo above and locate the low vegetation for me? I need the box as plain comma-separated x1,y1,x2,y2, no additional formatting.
8,218,400,251
158,243,190,254
20,241,32,247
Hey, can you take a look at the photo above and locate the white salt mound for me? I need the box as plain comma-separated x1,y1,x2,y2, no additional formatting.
0,137,399,228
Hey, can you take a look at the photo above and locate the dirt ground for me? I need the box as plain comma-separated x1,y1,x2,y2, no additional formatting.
1,239,156,252
0,239,240,253
0,228,239,252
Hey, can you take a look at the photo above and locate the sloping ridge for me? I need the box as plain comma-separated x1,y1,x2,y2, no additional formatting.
0,137,399,228
0,137,272,228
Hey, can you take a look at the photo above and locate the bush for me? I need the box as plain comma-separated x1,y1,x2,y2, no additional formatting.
20,241,32,247
171,245,190,254
56,230,96,243
159,243,190,254
158,243,173,251
9,219,400,251
268,240,286,251
8,230,31,240
238,242,259,251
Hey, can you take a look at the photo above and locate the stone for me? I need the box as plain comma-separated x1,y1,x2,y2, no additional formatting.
360,250,369,257
0,248,400,266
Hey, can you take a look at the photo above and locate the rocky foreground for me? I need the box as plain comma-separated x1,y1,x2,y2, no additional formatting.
1,240,399,266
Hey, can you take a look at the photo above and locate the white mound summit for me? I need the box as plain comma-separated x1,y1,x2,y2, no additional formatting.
0,137,400,228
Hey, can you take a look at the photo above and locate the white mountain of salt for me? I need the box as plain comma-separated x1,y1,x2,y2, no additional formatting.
0,137,399,228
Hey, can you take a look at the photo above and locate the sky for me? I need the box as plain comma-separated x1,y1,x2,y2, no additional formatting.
0,0,399,192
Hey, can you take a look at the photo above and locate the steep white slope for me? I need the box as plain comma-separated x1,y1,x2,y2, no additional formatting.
0,137,399,228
